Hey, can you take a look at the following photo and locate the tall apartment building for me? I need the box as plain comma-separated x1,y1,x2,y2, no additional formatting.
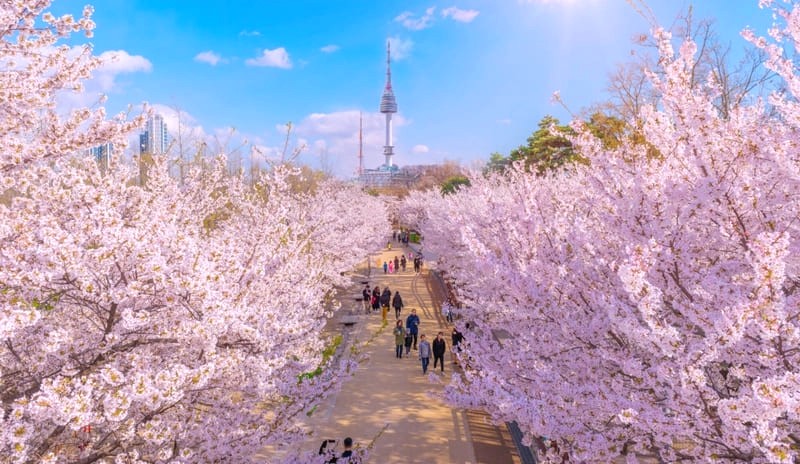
86,142,113,169
140,114,168,155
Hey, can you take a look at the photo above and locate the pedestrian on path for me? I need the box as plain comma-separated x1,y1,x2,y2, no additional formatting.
382,261,388,274
380,287,392,322
341,437,354,460
371,293,380,313
388,260,394,274
418,335,431,374
393,320,406,359
362,286,371,313
413,256,421,273
442,302,454,323
400,255,407,272
433,332,446,373
393,256,400,273
452,327,464,365
392,291,404,319
406,309,420,350
404,329,413,356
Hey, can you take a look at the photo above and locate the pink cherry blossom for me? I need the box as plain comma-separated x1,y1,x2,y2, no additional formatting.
401,2,800,462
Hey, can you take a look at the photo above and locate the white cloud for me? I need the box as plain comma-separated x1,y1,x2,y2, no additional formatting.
290,110,409,176
388,37,414,61
320,44,340,53
412,144,430,154
441,6,480,23
246,48,292,69
58,49,151,110
497,118,512,125
96,50,152,74
149,104,208,144
239,30,261,37
194,50,222,66
395,6,436,30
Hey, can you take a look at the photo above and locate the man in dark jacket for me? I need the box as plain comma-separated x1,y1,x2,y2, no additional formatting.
432,331,446,373
380,287,392,322
406,309,420,349
392,291,404,319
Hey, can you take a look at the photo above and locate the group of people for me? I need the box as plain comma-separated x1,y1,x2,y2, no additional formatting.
378,253,422,274
381,254,406,274
391,308,464,375
392,229,414,244
381,253,423,274
362,284,406,321
318,436,356,463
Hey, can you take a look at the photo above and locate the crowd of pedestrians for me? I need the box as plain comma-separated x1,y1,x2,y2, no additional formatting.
381,253,422,275
385,306,465,375
337,230,469,460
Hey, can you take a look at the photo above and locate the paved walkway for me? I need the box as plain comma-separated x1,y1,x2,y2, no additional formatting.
264,239,521,463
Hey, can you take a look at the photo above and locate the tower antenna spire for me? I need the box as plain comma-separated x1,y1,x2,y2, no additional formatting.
358,112,363,176
385,40,392,90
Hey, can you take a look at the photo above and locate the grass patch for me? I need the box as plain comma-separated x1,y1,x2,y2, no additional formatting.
297,334,343,383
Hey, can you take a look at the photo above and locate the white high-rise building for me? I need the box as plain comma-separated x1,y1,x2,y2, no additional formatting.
379,41,398,169
141,114,168,155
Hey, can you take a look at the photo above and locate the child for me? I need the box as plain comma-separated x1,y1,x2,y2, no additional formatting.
404,328,413,355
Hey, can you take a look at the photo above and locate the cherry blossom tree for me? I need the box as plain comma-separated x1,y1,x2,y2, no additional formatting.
402,2,800,462
0,2,391,462
1,156,388,463
0,1,140,174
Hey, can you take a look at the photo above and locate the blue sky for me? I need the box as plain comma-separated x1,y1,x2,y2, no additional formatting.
56,0,775,177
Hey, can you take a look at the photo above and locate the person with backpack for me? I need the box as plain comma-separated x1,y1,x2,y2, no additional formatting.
392,291,404,319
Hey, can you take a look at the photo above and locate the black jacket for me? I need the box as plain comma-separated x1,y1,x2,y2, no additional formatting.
392,293,403,309
432,337,446,356
380,289,391,306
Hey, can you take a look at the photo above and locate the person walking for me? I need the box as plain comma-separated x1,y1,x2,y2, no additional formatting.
392,291,404,319
432,332,446,373
418,334,431,374
382,261,388,274
393,256,400,273
442,302,454,323
451,327,464,365
388,260,394,274
380,287,392,322
404,328,413,356
413,256,420,273
400,255,407,272
406,309,420,350
393,320,406,359
362,286,371,314
371,293,380,313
